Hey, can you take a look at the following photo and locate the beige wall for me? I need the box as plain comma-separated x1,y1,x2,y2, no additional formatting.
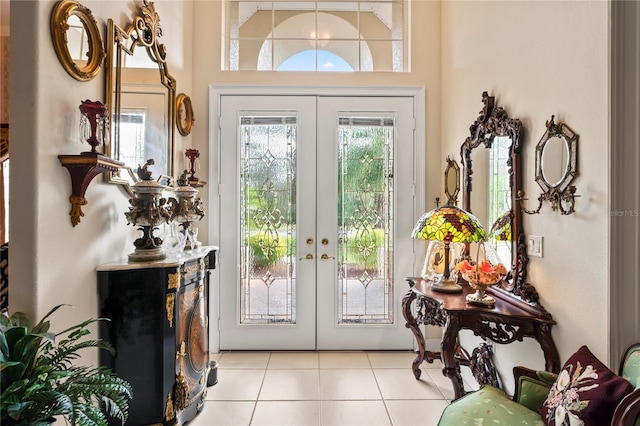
8,0,440,363
8,0,620,377
440,0,610,389
9,0,194,366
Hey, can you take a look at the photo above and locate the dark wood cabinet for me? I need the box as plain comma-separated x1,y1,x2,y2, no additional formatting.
97,247,218,425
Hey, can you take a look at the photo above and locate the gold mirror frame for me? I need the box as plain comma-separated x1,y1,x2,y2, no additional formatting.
520,115,579,215
461,92,548,316
50,0,105,81
104,0,176,194
443,156,460,206
176,93,195,136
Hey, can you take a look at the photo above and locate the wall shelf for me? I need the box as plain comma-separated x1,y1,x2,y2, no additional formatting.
58,152,124,226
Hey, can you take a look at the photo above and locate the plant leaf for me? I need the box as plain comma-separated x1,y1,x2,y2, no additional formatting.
0,305,131,425
0,312,10,332
0,332,9,361
9,312,31,330
3,326,27,357
34,304,70,329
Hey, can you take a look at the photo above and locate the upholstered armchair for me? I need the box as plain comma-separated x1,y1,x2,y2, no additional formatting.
438,342,640,426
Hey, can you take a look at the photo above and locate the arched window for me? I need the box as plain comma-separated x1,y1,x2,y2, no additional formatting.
276,50,355,72
223,1,406,72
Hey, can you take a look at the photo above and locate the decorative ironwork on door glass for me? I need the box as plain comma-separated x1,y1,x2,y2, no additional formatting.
240,116,297,324
337,117,394,324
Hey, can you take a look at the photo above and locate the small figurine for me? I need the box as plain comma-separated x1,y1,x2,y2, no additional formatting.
124,198,142,225
193,197,205,218
177,170,190,187
137,159,155,181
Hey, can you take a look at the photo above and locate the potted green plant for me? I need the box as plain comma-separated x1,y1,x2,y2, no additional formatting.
0,304,132,425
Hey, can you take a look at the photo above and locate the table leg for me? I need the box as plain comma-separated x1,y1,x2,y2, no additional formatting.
441,315,465,400
402,289,425,379
537,323,561,373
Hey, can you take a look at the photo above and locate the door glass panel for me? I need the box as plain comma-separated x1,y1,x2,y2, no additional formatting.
337,116,394,324
240,116,297,324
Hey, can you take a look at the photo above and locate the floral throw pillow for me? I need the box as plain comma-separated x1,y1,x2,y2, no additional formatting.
540,345,633,426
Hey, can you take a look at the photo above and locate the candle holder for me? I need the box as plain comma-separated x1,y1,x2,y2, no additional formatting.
124,159,172,261
58,100,123,226
168,170,205,250
185,149,206,188
79,100,109,153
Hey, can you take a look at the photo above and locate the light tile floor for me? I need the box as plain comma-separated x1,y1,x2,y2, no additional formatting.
189,351,453,426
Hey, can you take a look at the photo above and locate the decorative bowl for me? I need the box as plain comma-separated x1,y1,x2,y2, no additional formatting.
456,259,507,307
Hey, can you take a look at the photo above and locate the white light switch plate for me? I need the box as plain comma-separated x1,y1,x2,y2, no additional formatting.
528,235,543,257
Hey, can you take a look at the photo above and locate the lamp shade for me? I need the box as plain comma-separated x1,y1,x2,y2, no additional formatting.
489,210,513,242
412,206,486,243
412,206,486,294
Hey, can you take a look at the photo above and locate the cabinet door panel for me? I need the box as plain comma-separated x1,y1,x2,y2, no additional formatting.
176,282,208,406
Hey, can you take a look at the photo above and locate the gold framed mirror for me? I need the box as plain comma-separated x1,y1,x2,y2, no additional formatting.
444,156,460,206
104,0,176,194
461,92,548,315
176,93,195,136
50,0,105,81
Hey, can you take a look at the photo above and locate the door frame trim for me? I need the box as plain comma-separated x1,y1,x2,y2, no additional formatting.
207,86,426,349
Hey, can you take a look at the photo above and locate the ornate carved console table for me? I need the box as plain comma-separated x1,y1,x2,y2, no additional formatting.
402,277,560,400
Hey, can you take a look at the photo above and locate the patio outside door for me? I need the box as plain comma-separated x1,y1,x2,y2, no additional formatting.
217,94,417,350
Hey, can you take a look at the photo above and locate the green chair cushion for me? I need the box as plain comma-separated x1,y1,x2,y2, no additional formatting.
438,385,545,426
622,346,640,390
517,376,554,413
515,370,557,412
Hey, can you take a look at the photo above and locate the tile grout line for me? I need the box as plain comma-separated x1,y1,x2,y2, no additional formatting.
247,352,271,425
366,353,395,426
205,351,452,425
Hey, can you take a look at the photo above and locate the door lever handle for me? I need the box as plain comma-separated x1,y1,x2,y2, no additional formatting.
299,254,314,260
321,254,335,260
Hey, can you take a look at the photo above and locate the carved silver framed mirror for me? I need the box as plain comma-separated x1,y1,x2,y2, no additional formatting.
104,0,176,194
521,116,579,215
50,0,105,81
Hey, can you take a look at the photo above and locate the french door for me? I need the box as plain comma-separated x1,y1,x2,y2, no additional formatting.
216,94,418,350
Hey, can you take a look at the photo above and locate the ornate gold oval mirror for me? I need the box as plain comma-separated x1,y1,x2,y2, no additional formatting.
521,115,579,215
444,156,460,206
105,0,176,193
50,0,105,81
176,93,195,136
461,92,547,315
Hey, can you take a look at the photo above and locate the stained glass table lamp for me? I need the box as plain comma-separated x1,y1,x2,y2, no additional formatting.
489,210,512,242
412,206,486,293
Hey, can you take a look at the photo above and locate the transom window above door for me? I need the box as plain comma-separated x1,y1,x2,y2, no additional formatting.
222,0,408,72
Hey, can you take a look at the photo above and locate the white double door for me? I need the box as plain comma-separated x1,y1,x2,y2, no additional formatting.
217,94,417,350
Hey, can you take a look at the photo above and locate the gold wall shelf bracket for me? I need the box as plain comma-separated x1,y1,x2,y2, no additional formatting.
58,152,124,226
